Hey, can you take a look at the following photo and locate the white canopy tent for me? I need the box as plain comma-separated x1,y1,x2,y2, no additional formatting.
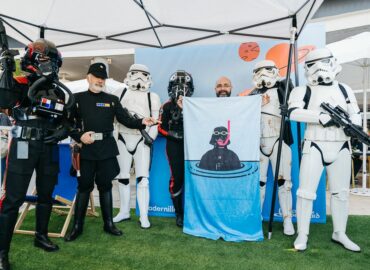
1,0,322,52
327,32,370,97
327,32,370,196
0,0,325,237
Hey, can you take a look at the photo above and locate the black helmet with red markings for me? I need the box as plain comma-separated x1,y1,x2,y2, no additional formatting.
21,39,62,78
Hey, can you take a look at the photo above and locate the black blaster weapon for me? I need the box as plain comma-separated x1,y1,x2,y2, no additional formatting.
70,143,81,177
320,102,370,146
0,20,19,86
133,114,154,146
0,20,20,108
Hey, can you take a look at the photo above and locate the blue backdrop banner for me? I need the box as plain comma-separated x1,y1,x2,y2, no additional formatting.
138,23,326,224
182,96,263,241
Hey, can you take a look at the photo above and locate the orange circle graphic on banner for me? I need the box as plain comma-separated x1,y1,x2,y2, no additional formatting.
238,42,260,62
266,44,316,76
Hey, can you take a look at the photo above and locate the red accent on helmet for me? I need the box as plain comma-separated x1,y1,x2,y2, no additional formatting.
14,76,29,85
21,38,62,74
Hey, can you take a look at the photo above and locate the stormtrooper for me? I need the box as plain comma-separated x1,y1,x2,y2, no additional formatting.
113,64,160,229
251,60,295,236
288,48,361,252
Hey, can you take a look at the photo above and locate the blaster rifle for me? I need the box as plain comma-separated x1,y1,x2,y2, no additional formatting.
0,20,20,108
133,114,154,146
320,102,370,146
0,20,18,83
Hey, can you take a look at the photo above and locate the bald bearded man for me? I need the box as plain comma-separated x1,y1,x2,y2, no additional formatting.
215,76,232,97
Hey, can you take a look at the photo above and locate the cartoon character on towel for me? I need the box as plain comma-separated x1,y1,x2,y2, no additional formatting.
199,121,242,171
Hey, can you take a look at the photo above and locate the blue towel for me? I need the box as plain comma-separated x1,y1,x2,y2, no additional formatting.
183,96,263,242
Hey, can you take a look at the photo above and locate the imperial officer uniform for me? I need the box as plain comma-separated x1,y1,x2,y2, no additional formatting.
65,63,145,242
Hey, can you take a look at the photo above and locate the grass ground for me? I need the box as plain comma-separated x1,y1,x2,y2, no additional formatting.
9,210,370,270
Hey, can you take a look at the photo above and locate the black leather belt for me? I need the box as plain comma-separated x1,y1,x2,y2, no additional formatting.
92,131,114,140
102,131,114,139
12,126,52,140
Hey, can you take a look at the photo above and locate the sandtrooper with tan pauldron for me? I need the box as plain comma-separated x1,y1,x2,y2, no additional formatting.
250,60,295,236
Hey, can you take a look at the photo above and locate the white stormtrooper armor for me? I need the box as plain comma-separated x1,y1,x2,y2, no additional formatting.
288,48,361,252
113,64,161,229
253,60,295,236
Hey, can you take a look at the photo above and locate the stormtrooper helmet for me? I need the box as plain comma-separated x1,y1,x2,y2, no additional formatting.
124,64,152,91
252,60,279,89
304,48,341,86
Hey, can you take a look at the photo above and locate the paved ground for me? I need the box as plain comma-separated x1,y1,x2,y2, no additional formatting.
327,190,370,215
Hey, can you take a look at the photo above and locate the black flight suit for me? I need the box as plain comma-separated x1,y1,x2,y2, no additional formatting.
0,76,67,267
158,100,184,226
65,89,144,241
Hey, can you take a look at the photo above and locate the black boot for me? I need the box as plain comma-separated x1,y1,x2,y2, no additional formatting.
172,195,184,228
0,212,18,270
34,204,59,252
0,250,10,270
65,192,90,242
99,191,122,236
175,214,183,228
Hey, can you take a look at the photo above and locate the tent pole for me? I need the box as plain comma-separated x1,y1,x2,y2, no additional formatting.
297,0,317,37
268,24,297,240
0,17,32,42
293,40,302,165
131,0,162,26
40,26,45,39
362,64,369,191
139,0,163,48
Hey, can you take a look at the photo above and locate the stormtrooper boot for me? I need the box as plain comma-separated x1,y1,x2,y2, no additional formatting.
113,183,131,223
294,196,313,251
137,178,151,229
331,193,360,252
278,184,295,236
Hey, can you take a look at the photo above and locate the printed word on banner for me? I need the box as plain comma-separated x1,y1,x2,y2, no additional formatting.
183,96,263,242
137,136,176,217
261,121,326,224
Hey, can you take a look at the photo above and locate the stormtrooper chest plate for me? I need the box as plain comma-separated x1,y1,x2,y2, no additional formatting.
305,83,349,141
261,88,281,137
121,90,151,118
307,84,347,112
